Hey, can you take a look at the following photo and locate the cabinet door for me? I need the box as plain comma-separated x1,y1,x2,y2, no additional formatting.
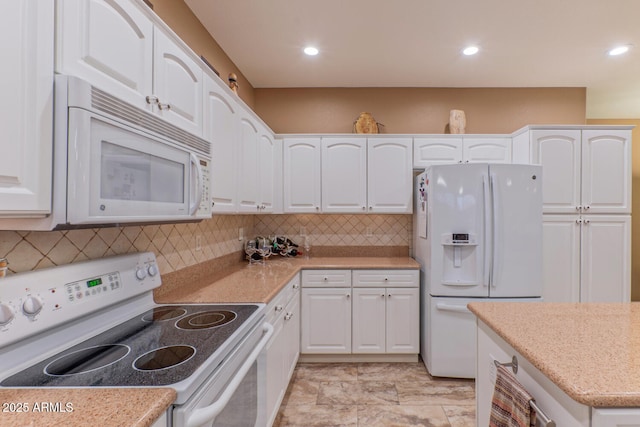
580,215,631,302
153,27,203,136
321,137,367,213
258,128,278,213
542,216,581,302
352,288,386,353
0,1,54,216
237,116,260,212
581,130,631,214
592,409,640,427
301,288,351,353
413,137,463,168
462,137,512,163
283,138,321,213
283,292,300,381
367,138,413,213
56,0,153,110
204,77,238,212
386,288,419,353
531,130,581,213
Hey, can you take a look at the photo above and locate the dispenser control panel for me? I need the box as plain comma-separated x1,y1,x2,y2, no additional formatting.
441,233,477,246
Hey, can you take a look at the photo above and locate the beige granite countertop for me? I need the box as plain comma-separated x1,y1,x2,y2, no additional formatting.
0,388,175,427
468,302,640,407
156,256,419,304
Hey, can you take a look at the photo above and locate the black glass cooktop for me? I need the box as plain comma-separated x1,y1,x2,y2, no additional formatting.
1,304,260,388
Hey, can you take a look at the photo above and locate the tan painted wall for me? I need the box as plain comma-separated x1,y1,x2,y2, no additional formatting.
149,0,255,108
587,119,640,301
254,87,586,134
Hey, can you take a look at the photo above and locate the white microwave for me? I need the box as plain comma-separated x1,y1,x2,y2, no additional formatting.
3,75,212,230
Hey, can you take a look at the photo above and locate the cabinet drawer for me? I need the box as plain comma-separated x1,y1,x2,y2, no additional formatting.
302,270,351,287
352,270,418,287
281,273,301,304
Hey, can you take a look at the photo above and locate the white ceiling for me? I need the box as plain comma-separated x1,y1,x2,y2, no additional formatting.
184,0,640,118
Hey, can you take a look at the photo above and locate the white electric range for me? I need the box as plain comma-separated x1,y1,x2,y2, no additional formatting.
0,252,271,426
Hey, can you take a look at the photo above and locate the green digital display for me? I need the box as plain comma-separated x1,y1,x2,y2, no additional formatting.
87,278,103,288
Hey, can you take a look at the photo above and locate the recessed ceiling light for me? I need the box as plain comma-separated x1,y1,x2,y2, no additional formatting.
304,46,319,56
608,45,630,56
462,46,479,56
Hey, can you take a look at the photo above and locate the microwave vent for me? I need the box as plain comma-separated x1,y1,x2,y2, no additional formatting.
90,86,211,155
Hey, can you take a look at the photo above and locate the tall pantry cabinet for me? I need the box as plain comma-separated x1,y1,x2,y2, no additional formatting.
513,126,632,303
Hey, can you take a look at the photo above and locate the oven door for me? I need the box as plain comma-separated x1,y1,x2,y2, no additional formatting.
66,107,204,225
171,322,273,427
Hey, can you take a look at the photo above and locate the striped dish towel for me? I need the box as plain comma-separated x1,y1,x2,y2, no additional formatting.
489,364,537,427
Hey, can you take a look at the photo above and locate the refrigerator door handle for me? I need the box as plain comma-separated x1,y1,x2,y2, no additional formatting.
489,173,499,289
435,302,473,314
482,175,491,288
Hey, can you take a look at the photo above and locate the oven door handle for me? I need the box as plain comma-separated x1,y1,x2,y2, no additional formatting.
185,322,274,427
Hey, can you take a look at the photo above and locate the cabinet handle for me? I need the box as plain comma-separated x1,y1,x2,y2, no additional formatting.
584,219,590,224
384,277,388,282
362,206,365,210
293,284,299,289
315,206,319,211
388,294,392,298
585,205,590,210
323,277,328,281
285,313,293,320
576,219,583,224
275,305,284,312
346,294,350,299
158,102,171,110
145,95,159,105
576,205,582,211
458,160,463,164
369,206,372,211
381,294,385,298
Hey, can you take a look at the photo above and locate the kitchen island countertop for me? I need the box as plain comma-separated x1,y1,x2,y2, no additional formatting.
468,301,640,407
0,387,176,427
155,256,420,304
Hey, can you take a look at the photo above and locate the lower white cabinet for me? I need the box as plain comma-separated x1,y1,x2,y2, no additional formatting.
352,287,419,353
542,215,630,302
301,269,419,355
301,287,352,354
592,409,640,426
265,274,300,426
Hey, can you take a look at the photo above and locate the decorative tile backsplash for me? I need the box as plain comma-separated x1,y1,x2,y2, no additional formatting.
254,214,412,248
0,215,254,275
0,214,411,275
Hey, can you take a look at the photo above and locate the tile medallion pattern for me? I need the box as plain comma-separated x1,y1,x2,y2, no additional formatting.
275,362,475,427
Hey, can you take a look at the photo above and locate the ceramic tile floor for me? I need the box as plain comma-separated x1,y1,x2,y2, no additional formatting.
273,362,475,427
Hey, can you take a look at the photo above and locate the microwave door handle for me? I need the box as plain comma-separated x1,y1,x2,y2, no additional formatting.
185,322,274,427
189,153,203,216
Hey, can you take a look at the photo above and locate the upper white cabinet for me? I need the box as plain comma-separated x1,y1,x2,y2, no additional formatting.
257,124,281,213
367,138,413,213
321,138,367,213
56,0,153,109
283,137,322,213
204,75,238,212
56,0,203,136
515,127,632,214
0,1,54,217
152,27,203,136
304,136,413,213
413,136,511,168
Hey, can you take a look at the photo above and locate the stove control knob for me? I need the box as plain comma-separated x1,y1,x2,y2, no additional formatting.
147,264,158,277
0,303,14,325
22,296,43,316
135,267,147,280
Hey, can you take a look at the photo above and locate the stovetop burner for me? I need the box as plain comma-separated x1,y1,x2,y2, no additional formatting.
133,345,196,371
1,304,260,388
45,344,131,376
176,310,237,330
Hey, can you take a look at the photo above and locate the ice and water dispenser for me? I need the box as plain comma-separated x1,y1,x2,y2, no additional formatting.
440,232,480,285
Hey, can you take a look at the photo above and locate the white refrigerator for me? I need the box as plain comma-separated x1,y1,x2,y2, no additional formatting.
413,163,543,378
